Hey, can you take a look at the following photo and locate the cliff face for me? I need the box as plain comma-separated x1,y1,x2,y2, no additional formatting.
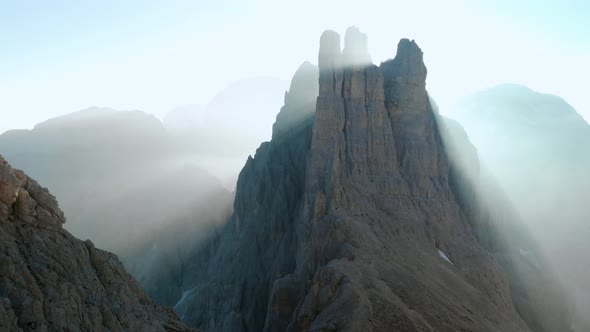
280,30,526,332
176,28,570,331
0,156,193,332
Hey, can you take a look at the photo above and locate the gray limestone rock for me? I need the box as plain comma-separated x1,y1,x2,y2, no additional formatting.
174,28,571,332
342,26,372,66
0,155,195,332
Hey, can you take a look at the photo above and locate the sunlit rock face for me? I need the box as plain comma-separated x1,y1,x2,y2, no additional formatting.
0,156,194,332
176,28,571,331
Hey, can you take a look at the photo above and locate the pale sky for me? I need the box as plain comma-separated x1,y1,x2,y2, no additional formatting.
1,0,588,135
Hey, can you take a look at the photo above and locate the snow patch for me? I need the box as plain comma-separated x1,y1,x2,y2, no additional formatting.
174,288,194,310
438,249,454,265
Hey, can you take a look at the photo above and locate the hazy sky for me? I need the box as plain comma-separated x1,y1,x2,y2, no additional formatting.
1,0,588,135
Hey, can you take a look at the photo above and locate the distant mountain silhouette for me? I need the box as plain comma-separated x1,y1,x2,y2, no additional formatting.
164,77,290,184
0,108,233,307
450,84,590,329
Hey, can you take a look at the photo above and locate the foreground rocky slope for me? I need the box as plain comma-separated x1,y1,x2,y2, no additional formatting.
0,155,194,331
176,28,571,331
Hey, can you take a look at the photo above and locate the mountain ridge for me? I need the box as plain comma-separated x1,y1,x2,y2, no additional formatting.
0,155,195,331
173,28,570,331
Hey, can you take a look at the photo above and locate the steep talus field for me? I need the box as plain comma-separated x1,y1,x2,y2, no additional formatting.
174,27,571,331
0,155,194,331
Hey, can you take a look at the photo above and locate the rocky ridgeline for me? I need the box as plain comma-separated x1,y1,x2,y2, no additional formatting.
0,156,194,331
175,27,570,332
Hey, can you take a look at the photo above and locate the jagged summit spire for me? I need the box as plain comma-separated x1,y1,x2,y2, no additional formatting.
318,27,373,68
172,28,570,332
285,61,317,105
318,28,426,86
318,30,341,69
383,38,427,82
272,61,318,138
342,26,372,66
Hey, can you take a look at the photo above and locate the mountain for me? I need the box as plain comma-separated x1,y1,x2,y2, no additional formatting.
163,77,290,184
0,155,194,331
173,27,570,331
0,108,173,228
450,84,590,330
0,108,233,307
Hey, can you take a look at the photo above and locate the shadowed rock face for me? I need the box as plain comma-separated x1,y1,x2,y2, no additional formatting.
175,62,318,331
0,156,195,331
177,28,570,331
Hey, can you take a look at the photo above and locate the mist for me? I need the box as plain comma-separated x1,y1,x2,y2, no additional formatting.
1,0,589,135
164,77,290,185
0,67,302,307
0,107,238,304
0,1,589,331
439,85,590,329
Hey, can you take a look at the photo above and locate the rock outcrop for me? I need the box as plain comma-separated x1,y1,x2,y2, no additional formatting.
0,155,194,331
272,62,319,139
175,28,570,331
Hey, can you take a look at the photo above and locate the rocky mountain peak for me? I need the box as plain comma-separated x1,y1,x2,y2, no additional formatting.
342,26,372,66
382,38,427,85
168,27,570,332
318,30,342,68
284,61,318,107
272,62,319,138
